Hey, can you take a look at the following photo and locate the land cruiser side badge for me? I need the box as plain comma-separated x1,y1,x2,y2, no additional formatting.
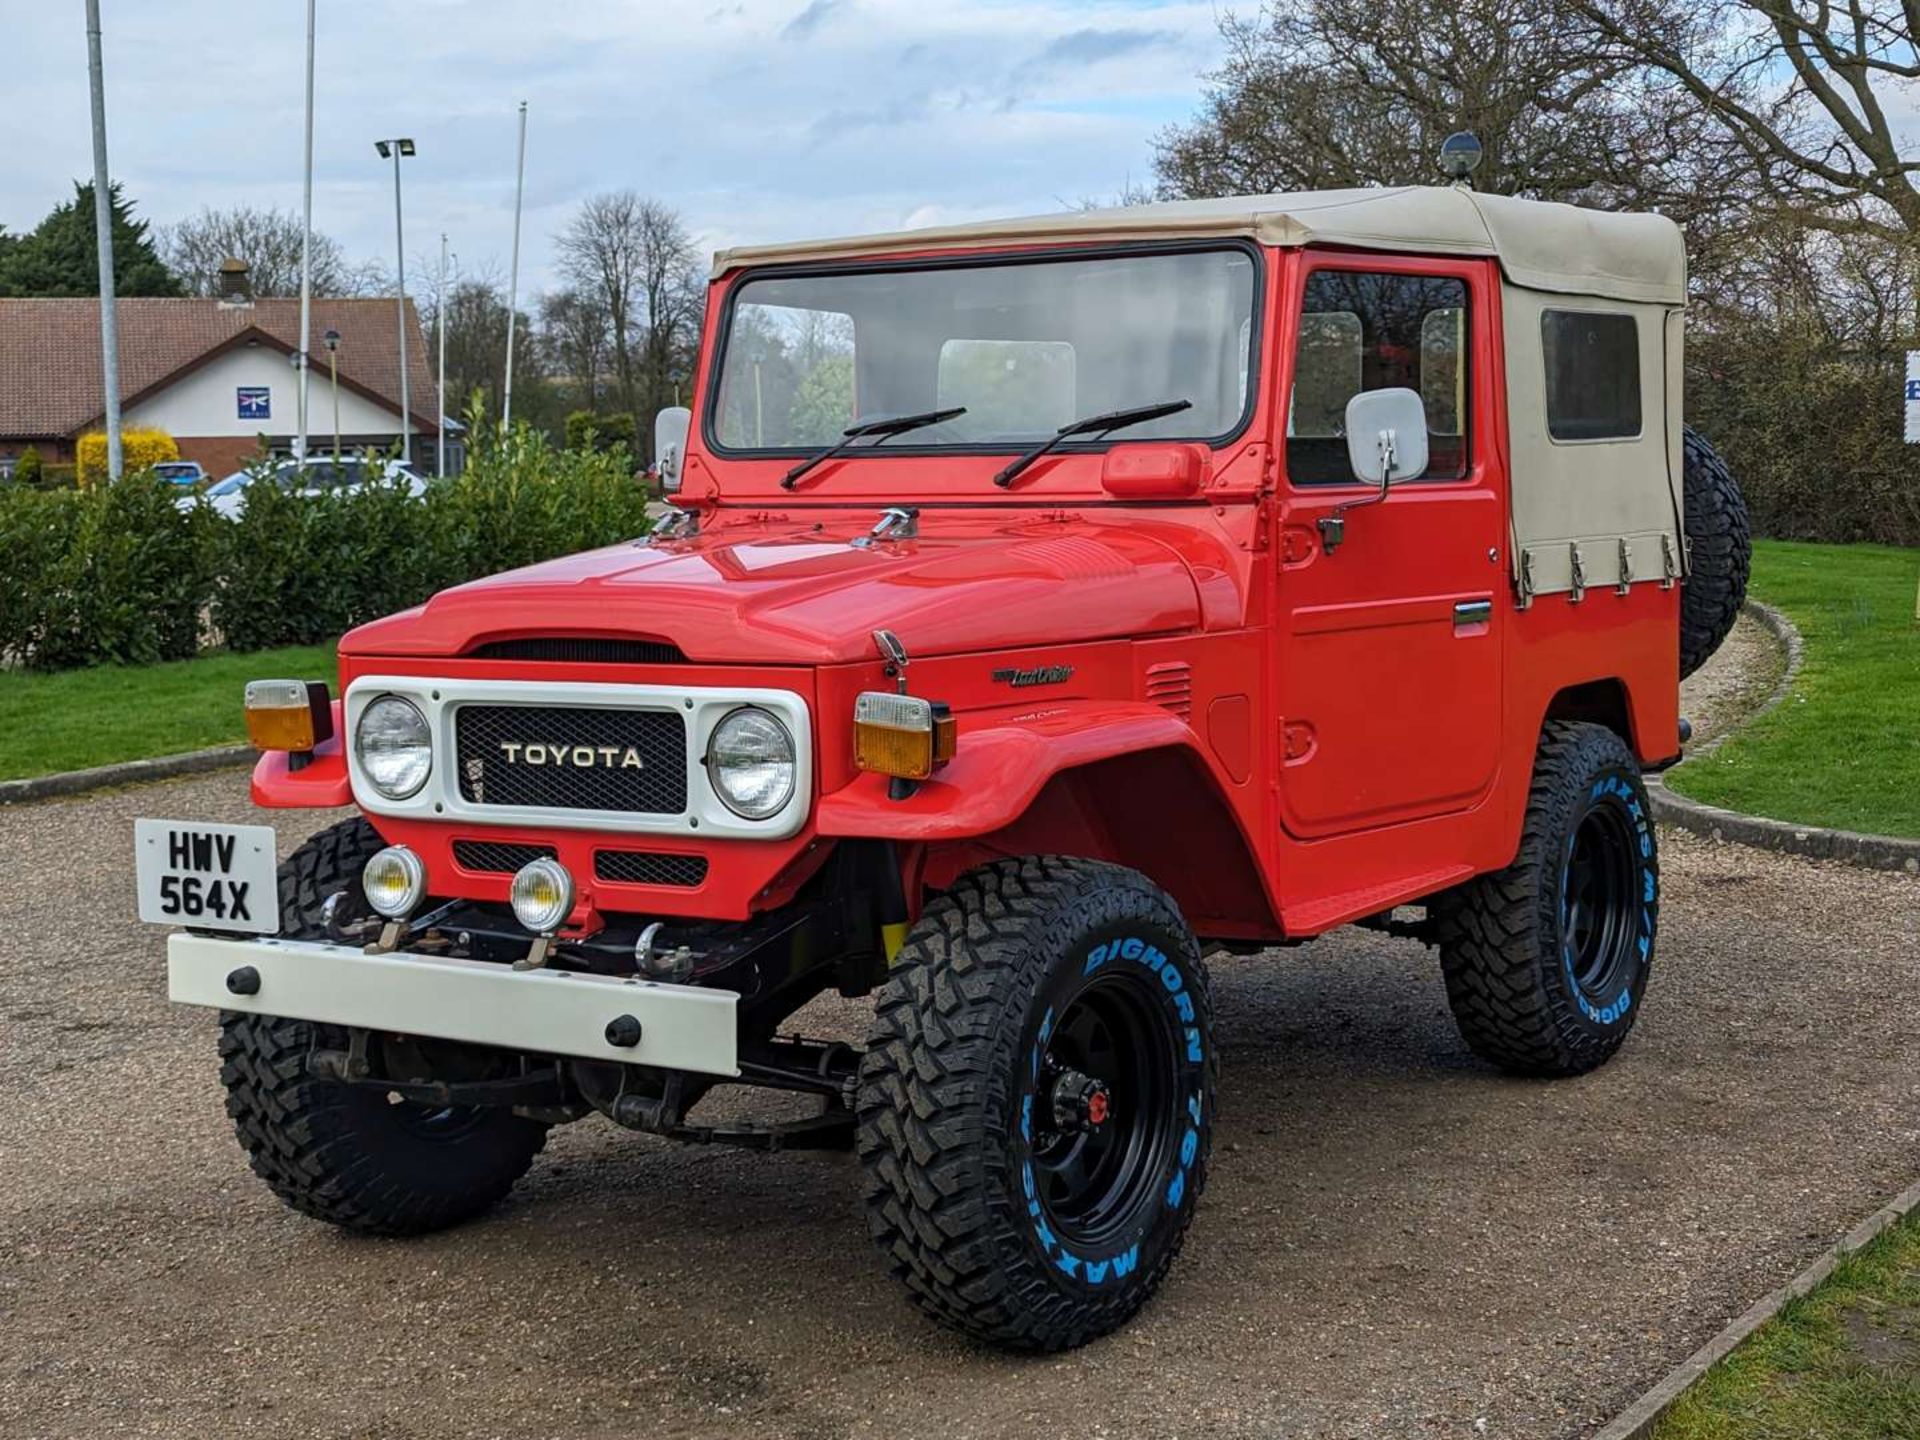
993,664,1075,688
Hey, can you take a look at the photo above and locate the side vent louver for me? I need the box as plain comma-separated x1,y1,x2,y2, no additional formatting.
1144,660,1193,720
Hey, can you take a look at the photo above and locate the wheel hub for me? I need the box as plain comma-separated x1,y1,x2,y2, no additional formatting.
1049,1068,1113,1134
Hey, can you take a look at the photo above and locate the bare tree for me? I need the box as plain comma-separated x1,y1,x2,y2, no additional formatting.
539,287,612,408
1155,0,1712,218
160,204,382,296
1576,1,1920,242
415,262,534,420
554,192,700,452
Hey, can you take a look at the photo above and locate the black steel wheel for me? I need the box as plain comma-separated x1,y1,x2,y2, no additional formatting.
857,857,1216,1352
1434,722,1659,1076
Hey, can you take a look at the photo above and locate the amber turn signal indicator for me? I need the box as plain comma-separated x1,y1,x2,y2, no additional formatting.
853,691,956,781
244,679,334,753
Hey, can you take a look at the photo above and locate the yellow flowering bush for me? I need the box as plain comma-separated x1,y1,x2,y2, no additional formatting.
75,428,180,486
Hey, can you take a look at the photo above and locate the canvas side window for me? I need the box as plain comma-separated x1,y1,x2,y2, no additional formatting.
1287,271,1470,485
1542,310,1641,440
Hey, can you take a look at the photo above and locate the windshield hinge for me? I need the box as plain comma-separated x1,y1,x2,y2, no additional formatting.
851,507,919,549
645,508,700,545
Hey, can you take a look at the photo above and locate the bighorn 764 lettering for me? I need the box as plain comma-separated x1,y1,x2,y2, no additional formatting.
143,174,1750,1352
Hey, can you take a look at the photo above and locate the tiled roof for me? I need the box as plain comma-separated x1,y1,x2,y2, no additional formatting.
0,296,440,438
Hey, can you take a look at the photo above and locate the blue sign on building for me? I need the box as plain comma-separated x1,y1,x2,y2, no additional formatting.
237,386,271,421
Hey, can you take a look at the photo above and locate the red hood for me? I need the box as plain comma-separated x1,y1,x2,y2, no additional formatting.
342,515,1206,664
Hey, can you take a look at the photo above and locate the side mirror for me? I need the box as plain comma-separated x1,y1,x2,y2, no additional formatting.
1343,387,1429,487
654,407,691,492
1318,388,1431,556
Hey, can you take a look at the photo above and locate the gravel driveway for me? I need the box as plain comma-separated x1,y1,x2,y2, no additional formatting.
2,770,1916,1440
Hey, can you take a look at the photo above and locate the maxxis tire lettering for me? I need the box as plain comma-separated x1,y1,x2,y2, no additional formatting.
855,856,1218,1352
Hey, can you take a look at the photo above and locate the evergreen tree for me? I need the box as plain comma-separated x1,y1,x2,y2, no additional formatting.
0,182,181,298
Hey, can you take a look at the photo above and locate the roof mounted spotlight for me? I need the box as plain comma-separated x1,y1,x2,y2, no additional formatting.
1438,132,1484,188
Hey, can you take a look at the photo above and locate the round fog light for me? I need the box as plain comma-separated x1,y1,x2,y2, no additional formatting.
362,845,426,919
511,857,575,934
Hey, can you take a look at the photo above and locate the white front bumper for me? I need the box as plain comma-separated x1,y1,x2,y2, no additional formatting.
167,933,739,1077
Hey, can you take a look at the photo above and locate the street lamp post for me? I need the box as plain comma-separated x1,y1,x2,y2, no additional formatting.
374,137,415,464
322,328,341,463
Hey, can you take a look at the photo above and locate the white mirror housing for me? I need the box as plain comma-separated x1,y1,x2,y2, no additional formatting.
654,406,692,492
1343,387,1430,487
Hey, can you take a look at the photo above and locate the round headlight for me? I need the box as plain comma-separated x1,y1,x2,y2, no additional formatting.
355,694,432,800
707,707,796,819
362,845,426,919
511,857,575,934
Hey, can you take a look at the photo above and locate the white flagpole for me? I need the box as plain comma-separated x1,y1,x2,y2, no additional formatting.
438,232,448,476
502,100,527,429
84,0,122,482
296,0,315,462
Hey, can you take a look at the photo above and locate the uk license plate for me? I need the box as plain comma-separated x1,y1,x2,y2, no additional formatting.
135,819,280,934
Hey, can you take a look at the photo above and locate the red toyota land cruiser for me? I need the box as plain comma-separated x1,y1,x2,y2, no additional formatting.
141,183,1748,1352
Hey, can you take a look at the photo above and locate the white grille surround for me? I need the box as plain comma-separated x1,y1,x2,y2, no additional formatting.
343,677,814,840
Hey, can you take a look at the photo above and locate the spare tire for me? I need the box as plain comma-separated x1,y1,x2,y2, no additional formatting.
1679,427,1751,679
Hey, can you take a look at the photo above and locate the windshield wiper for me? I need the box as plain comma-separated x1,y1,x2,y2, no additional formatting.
992,399,1193,489
781,407,967,490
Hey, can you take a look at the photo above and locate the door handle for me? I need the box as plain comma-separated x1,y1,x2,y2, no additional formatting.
1453,599,1493,631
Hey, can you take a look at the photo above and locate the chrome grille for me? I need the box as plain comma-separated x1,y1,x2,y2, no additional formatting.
594,851,710,887
454,705,687,814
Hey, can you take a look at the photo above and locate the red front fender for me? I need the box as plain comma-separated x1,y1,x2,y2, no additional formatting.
815,700,1201,841
250,702,352,808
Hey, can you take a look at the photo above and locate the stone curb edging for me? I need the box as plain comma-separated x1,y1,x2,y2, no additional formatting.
1652,599,1920,875
1682,599,1804,766
0,744,253,806
1590,1174,1920,1440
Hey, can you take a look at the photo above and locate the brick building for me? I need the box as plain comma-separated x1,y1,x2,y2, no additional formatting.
0,283,443,477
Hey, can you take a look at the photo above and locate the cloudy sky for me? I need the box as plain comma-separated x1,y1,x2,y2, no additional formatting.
6,0,1225,295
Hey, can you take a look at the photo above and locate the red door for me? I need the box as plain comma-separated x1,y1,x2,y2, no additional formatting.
1275,253,1506,839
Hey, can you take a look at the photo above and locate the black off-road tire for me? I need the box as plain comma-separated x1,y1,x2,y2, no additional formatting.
1433,723,1659,1077
856,857,1216,1352
217,817,548,1235
1680,426,1750,680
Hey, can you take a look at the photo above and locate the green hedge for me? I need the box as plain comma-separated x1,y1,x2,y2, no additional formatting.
1,427,651,671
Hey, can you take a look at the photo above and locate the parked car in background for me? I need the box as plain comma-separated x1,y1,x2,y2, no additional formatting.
184,457,425,519
152,460,210,487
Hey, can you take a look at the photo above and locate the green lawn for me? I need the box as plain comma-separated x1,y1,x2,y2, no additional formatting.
0,644,336,781
1667,539,1920,838
1653,1207,1920,1440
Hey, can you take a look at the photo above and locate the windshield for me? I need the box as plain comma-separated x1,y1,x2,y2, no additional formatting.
710,247,1257,454
206,473,246,496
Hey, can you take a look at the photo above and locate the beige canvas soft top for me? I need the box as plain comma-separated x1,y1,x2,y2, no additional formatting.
711,185,1685,305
